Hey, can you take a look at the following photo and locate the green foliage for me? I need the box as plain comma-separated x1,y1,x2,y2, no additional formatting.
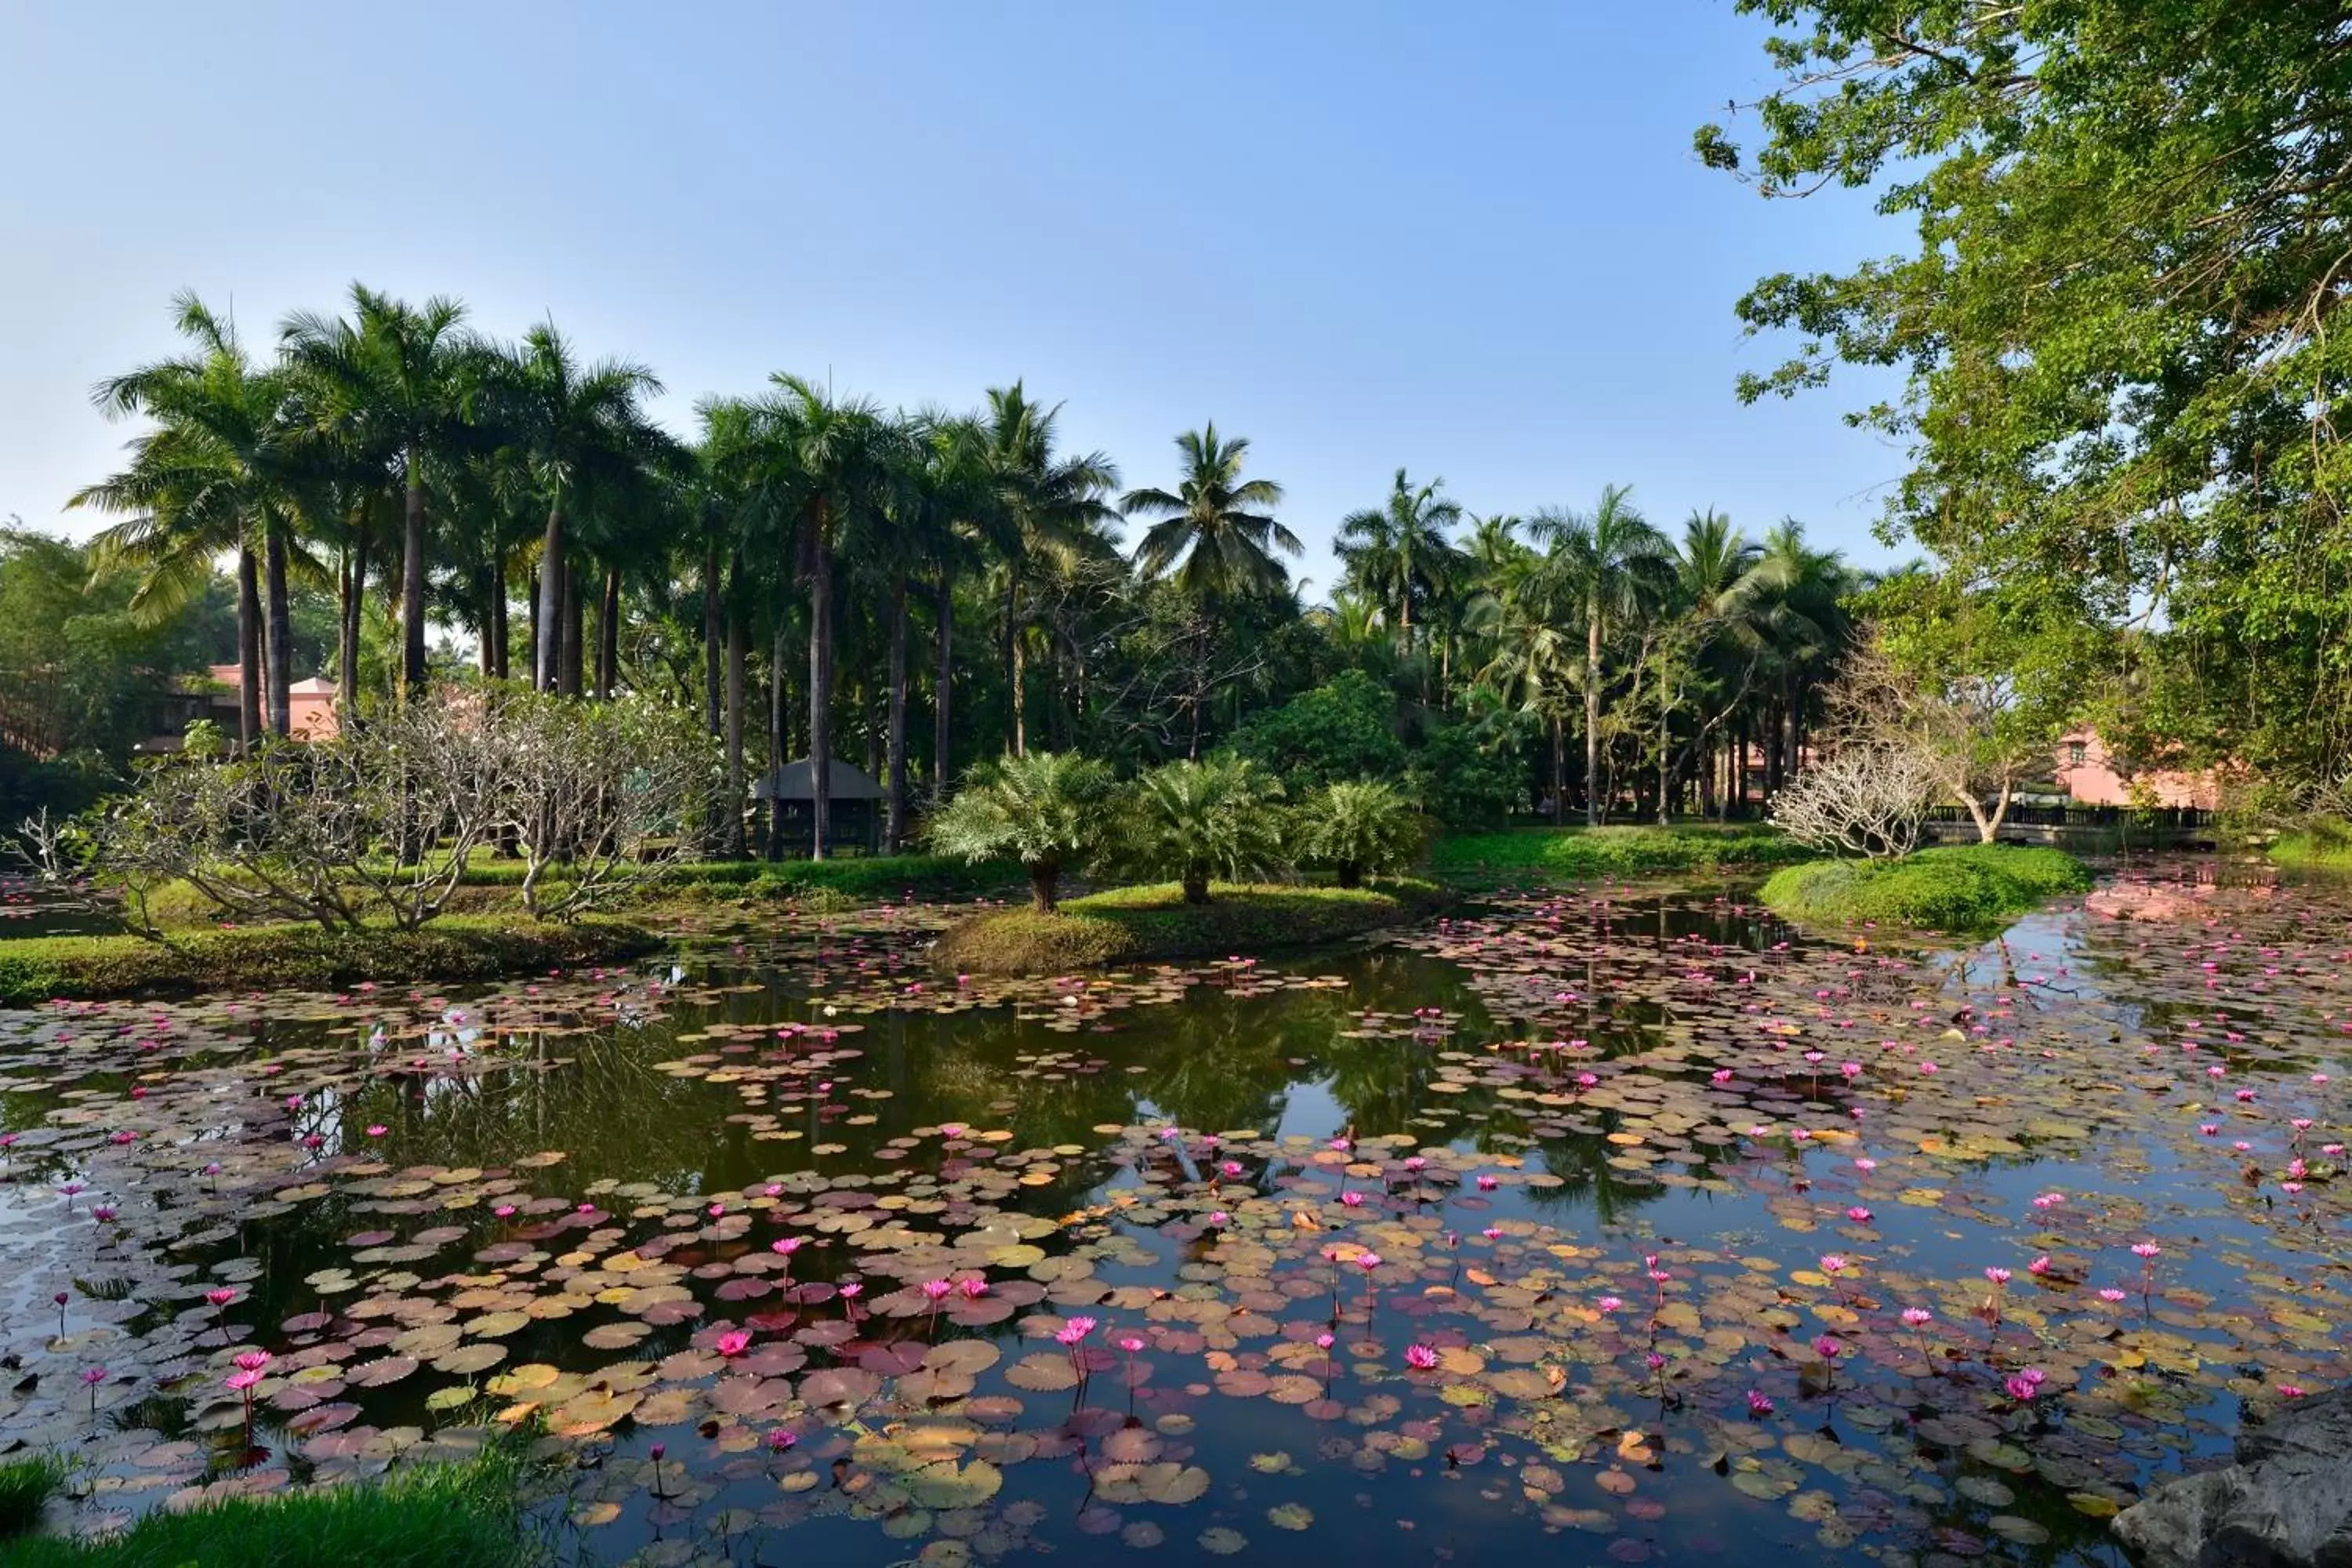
2267,829,2352,873
927,751,1118,911
1428,823,1806,883
0,916,659,1007
1759,844,2092,932
932,880,1448,975
0,1452,65,1536
1406,719,1527,829
1115,757,1289,903
1229,670,1406,789
0,1450,530,1567
1295,780,1425,887
1711,1,2352,793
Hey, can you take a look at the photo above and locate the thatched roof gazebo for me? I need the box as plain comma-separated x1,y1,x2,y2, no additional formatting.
750,757,884,855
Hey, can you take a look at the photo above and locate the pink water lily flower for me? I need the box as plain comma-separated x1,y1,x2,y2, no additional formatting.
1405,1344,1439,1370
714,1330,751,1357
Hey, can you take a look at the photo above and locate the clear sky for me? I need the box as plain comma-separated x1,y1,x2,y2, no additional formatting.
1,2,1911,592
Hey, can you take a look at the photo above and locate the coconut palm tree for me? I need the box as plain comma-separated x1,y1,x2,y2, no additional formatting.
978,384,1121,756
280,286,481,699
1123,423,1299,604
73,293,302,747
481,322,667,694
1528,485,1672,824
1335,468,1464,652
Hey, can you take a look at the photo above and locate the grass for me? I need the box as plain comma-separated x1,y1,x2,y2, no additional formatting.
2267,828,2352,870
1426,822,1809,884
0,1453,65,1536
0,916,661,1007
0,1450,532,1567
931,880,1450,975
1759,843,2093,932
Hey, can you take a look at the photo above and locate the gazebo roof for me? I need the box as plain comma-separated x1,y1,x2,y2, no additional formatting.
752,757,886,801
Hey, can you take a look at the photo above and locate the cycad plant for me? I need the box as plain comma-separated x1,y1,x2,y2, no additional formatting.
1297,779,1423,887
927,750,1117,913
1118,756,1288,904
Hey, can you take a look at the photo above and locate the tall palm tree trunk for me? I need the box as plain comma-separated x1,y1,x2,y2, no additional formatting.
724,601,747,858
886,572,909,852
768,623,787,859
1585,605,1602,826
808,524,835,860
535,507,565,691
1552,712,1566,826
235,544,263,750
596,568,621,699
560,567,585,696
933,574,954,803
338,516,366,723
264,528,292,738
401,452,427,699
488,556,509,680
1003,572,1024,756
702,542,722,736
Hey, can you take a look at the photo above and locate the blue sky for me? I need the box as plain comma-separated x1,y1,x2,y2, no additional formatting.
1,2,1912,592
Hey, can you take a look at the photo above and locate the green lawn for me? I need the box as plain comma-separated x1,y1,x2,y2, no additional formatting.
931,880,1449,974
1759,843,2092,931
1426,822,1807,882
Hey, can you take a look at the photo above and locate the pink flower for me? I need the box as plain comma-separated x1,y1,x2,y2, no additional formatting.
1900,1308,1933,1328
838,1280,862,1300
1596,1295,1623,1313
1475,1174,1499,1191
1405,1344,1439,1370
1116,1334,1146,1355
1846,1206,1873,1222
1819,1254,1846,1276
1984,1266,2013,1286
365,1125,387,1138
920,1279,953,1301
1356,1252,1383,1272
2027,1256,2053,1276
205,1288,237,1308
958,1278,989,1299
1813,1335,1842,1361
771,1236,804,1257
1055,1316,1098,1348
233,1351,271,1374
1746,1389,1774,1416
2003,1373,2042,1403
1711,1069,1733,1084
2098,1287,2128,1303
765,1428,797,1451
2130,1242,2161,1260
714,1330,751,1357
226,1369,263,1392
1341,1191,1364,1207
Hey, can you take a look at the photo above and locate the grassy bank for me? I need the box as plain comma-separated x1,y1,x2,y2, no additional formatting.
0,916,661,1007
1427,822,1808,884
933,880,1450,975
0,1450,532,1567
1759,844,2092,931
2268,829,2352,871
435,851,1015,901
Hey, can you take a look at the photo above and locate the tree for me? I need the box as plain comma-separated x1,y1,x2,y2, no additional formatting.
483,322,666,694
1123,425,1301,756
281,285,480,700
1116,756,1288,903
1769,742,1938,859
1296,779,1422,887
1529,485,1672,823
1700,1,2347,791
1336,469,1465,652
74,294,302,747
927,750,1116,912
1229,670,1406,789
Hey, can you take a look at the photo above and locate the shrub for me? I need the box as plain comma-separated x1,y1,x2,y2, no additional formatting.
1427,823,1806,881
1114,757,1289,904
1769,744,1939,858
1406,720,1528,829
926,751,1117,912
1295,780,1425,886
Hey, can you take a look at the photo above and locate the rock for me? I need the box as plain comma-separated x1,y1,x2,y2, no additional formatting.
2114,1388,2352,1568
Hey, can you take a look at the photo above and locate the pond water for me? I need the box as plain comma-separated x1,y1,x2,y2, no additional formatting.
0,863,2345,1568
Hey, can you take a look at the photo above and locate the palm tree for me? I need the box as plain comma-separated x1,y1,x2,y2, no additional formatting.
73,293,300,747
978,384,1121,756
927,750,1117,911
750,375,902,858
1475,554,1581,822
1123,423,1299,603
1529,485,1671,824
482,322,666,694
281,285,479,699
1123,424,1300,756
1335,468,1464,652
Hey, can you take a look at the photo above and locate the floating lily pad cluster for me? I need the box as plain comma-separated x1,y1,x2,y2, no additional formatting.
0,867,2342,1566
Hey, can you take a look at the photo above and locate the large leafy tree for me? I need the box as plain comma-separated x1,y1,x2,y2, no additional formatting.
281,285,480,700
1335,469,1465,652
1528,485,1671,823
1699,0,2348,793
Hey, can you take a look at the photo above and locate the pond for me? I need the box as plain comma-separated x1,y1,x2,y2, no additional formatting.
0,862,2344,1567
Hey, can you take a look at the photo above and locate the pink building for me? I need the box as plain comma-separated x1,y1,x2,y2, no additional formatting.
2052,728,2220,810
205,666,341,741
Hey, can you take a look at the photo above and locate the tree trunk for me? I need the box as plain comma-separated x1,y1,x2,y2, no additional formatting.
1028,862,1058,913
724,601,747,858
1181,873,1210,905
702,541,722,737
401,452,427,699
535,506,564,691
338,515,366,724
1336,862,1363,889
768,622,787,860
264,528,292,737
560,566,585,697
886,572,909,853
1004,571,1023,756
480,561,500,679
933,574,955,803
1551,711,1566,826
489,554,509,681
596,568,620,699
1584,604,1602,826
808,525,835,859
234,544,262,750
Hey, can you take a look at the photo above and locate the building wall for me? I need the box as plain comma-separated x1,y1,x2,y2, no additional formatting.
2053,728,2218,810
